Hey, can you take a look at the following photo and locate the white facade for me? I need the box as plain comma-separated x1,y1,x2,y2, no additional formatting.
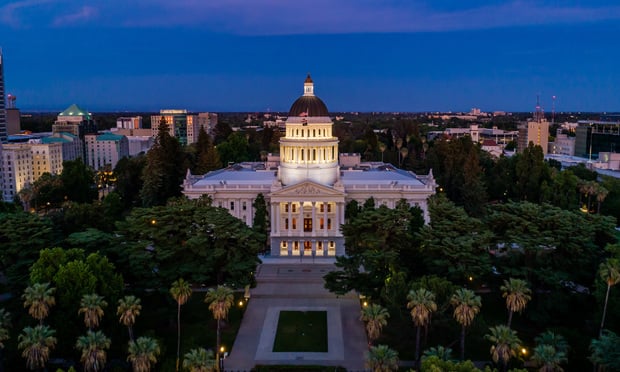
30,142,63,180
183,76,436,258
116,116,143,129
85,133,129,170
1,144,33,202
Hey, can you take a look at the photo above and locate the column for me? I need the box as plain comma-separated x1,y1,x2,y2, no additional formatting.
287,202,292,236
270,203,276,235
311,201,316,237
298,201,304,234
323,202,328,235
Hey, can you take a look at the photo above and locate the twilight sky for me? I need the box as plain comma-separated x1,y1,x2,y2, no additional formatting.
1,0,619,113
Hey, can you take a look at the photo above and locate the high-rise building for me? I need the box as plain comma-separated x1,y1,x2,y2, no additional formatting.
0,49,7,144
52,104,98,159
151,110,217,145
517,98,549,154
85,132,129,171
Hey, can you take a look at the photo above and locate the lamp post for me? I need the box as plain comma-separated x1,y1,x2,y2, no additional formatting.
219,346,226,372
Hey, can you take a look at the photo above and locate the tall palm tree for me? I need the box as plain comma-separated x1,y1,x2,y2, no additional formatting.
17,325,57,371
500,278,532,328
0,309,11,348
407,288,437,361
0,309,11,372
76,330,111,372
365,344,399,372
485,325,521,372
117,295,142,342
79,293,108,331
127,336,160,372
590,330,620,371
450,288,481,360
360,304,390,346
532,344,567,372
535,331,569,355
22,283,56,325
422,345,454,362
170,278,192,372
598,258,620,337
204,285,234,364
183,348,216,372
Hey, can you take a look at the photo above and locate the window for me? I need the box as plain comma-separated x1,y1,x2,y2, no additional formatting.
327,218,332,229
304,218,313,232
320,203,324,213
284,204,289,212
292,204,297,213
242,201,247,211
292,218,297,230
327,203,332,213
320,218,324,229
285,218,289,229
230,201,235,210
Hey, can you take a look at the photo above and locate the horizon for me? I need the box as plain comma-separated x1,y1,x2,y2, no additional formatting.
2,1,620,112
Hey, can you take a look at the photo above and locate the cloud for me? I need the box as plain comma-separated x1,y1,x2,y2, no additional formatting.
52,5,97,26
0,0,57,28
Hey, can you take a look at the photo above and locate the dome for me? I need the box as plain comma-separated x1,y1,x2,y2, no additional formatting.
288,74,329,117
288,96,329,117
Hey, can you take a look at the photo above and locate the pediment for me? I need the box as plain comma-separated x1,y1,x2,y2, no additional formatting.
270,181,344,197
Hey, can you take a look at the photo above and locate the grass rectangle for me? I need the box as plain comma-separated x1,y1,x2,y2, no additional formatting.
272,311,328,352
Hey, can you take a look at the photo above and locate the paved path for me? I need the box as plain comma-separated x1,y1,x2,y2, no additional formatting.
224,262,368,371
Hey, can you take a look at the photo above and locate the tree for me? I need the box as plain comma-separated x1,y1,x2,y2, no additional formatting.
140,116,186,207
0,309,10,371
360,304,390,346
598,258,620,337
451,288,481,360
365,344,399,372
252,194,268,244
22,283,56,325
194,128,221,174
17,325,57,371
183,348,216,372
117,295,141,342
204,285,234,364
61,159,98,203
514,143,550,202
422,346,454,362
127,336,160,372
485,325,521,371
28,172,65,211
590,330,620,371
534,331,569,356
170,278,192,372
407,288,437,361
532,344,567,372
76,330,111,372
501,278,532,328
78,293,107,330
114,155,146,208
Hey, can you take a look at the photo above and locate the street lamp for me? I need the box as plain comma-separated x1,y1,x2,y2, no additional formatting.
219,346,226,372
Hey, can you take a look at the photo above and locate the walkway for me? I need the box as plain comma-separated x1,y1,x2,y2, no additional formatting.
224,261,367,371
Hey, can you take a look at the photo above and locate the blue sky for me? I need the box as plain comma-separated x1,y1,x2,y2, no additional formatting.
1,0,619,112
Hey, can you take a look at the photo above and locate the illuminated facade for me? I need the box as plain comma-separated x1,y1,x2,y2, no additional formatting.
183,76,436,258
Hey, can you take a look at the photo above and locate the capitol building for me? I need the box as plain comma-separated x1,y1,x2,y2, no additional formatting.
183,75,436,258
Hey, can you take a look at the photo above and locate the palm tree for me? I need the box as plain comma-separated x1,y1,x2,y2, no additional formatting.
79,293,107,330
532,344,567,372
596,186,609,214
117,295,142,342
535,331,569,355
76,330,111,372
17,325,57,371
183,348,216,372
170,278,192,372
598,258,620,337
360,304,390,346
407,288,437,361
485,325,521,372
0,309,11,348
590,329,620,371
450,288,481,360
127,336,160,372
204,285,234,363
422,345,454,362
0,309,11,372
378,142,387,162
500,278,532,328
22,283,56,325
365,344,399,372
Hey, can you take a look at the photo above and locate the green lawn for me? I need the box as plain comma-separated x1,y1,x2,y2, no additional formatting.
272,311,328,352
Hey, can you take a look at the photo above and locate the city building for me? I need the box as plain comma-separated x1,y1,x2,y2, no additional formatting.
151,110,218,145
43,132,81,162
0,144,33,202
0,50,7,144
196,112,218,137
517,101,549,155
52,104,98,159
116,116,143,130
548,129,575,156
29,141,63,180
85,132,129,170
183,75,436,258
574,120,620,161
